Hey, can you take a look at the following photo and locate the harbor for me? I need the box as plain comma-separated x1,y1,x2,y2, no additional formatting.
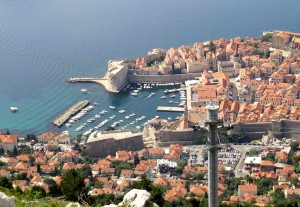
52,100,90,127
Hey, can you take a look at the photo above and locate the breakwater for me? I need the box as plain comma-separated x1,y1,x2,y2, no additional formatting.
52,100,90,127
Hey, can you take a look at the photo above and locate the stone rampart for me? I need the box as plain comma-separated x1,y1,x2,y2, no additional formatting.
86,135,144,158
155,128,202,144
231,120,300,139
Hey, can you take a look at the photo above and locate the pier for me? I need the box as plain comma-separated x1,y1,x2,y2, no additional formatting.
52,100,90,127
157,106,185,112
67,76,121,93
164,88,186,93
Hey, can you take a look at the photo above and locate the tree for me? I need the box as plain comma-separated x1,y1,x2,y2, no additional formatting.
78,164,92,178
175,160,186,175
134,153,140,166
271,188,285,203
256,178,274,195
265,153,275,162
6,130,10,135
290,141,299,150
249,149,259,156
26,133,37,142
44,178,61,197
26,186,46,199
291,178,300,188
0,177,12,188
261,33,272,42
37,163,41,174
112,161,134,177
60,169,86,202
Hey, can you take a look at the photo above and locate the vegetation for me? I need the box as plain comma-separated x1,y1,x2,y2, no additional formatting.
60,169,87,202
290,141,299,150
111,161,134,177
264,153,275,162
261,33,273,42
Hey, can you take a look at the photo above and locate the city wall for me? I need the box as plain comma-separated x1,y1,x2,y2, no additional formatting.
155,129,202,146
86,136,144,158
231,120,300,140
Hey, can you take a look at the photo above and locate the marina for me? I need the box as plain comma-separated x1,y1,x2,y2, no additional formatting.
52,100,90,127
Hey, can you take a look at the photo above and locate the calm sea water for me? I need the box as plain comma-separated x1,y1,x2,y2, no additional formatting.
0,0,299,136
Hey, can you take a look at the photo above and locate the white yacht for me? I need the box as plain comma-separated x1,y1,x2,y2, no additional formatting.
109,106,116,109
81,89,88,94
10,107,18,112
119,110,125,114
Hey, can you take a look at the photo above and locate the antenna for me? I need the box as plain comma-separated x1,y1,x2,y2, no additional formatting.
197,102,232,207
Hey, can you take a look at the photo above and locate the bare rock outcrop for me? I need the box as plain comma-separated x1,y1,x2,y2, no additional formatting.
0,192,16,207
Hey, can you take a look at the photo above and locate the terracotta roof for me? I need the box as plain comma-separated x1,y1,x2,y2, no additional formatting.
260,160,274,166
239,185,257,192
0,134,17,143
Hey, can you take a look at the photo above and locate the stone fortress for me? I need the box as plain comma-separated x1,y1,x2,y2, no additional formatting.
86,130,144,157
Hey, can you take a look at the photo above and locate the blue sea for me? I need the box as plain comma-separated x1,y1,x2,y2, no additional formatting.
0,0,299,136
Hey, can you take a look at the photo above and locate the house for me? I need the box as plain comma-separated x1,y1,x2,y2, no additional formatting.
142,148,164,159
101,168,115,177
0,169,11,179
164,187,187,202
61,162,75,172
47,140,59,151
61,151,80,163
120,169,134,179
238,185,257,196
134,163,149,176
284,188,300,199
38,132,58,144
154,178,169,186
40,164,55,174
30,175,42,184
260,160,274,172
0,134,18,153
14,162,29,172
16,154,30,163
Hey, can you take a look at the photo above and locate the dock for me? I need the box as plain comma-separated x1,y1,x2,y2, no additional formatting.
157,106,185,112
52,100,90,127
164,88,186,93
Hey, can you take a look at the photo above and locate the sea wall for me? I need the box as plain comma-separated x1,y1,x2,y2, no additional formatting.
127,73,201,83
86,135,144,158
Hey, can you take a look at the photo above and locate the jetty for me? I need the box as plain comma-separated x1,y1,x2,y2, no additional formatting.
52,100,90,127
157,106,185,112
164,88,186,94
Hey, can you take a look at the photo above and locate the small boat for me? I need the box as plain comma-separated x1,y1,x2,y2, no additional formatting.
109,106,116,109
125,116,130,119
119,110,125,114
94,102,99,106
133,90,139,93
155,116,160,119
65,123,72,128
81,89,88,94
10,107,18,112
136,126,141,130
131,92,138,96
169,101,174,103
170,95,176,98
161,96,167,99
